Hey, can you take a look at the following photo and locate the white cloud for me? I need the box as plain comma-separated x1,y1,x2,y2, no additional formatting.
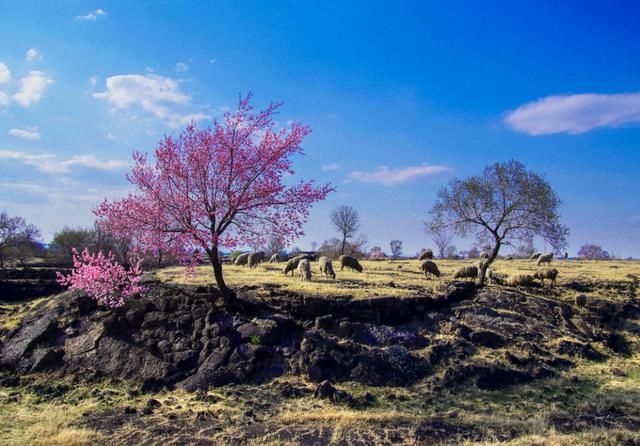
25,48,41,62
321,162,340,171
0,63,11,83
12,71,54,107
8,127,40,140
106,132,116,140
0,91,9,107
0,150,127,174
93,73,210,128
347,163,449,186
175,62,189,72
75,8,107,21
505,92,640,135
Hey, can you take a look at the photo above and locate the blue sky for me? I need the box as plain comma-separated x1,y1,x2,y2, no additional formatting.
1,1,639,257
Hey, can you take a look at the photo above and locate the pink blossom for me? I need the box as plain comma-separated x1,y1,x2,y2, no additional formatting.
95,93,334,291
57,248,145,308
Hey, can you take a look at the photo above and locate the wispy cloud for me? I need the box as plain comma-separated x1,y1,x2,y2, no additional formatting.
0,63,12,83
505,92,640,135
0,150,127,174
321,162,340,171
25,48,41,62
8,127,40,140
12,71,54,107
93,73,210,128
175,62,189,72
75,8,107,21
347,163,449,186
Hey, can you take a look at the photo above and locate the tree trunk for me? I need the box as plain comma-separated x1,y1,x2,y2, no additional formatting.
478,240,501,286
207,246,232,303
341,234,347,255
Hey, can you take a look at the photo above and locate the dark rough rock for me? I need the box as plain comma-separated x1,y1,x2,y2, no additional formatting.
0,315,58,369
556,340,604,361
313,380,353,404
470,330,506,348
0,279,634,393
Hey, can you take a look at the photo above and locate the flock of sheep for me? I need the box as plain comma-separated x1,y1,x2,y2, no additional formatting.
228,249,593,311
231,248,560,290
418,249,559,288
232,251,363,282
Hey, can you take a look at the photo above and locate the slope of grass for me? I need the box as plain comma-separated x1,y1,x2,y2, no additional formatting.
155,258,640,300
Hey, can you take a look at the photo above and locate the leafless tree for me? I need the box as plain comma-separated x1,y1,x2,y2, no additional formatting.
427,161,568,285
330,205,360,255
429,228,453,259
0,211,41,270
389,240,402,259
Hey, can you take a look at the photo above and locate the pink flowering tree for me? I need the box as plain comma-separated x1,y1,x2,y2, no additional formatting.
57,248,145,308
96,94,333,296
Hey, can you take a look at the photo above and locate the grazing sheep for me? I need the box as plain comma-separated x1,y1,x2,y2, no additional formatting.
504,256,513,261
530,252,541,261
420,260,440,279
505,273,534,287
480,251,490,259
269,253,280,263
298,258,312,281
339,255,363,272
536,252,554,266
283,255,305,276
247,252,264,269
234,252,250,266
534,268,558,287
575,294,588,311
418,250,433,260
318,256,336,279
453,265,478,280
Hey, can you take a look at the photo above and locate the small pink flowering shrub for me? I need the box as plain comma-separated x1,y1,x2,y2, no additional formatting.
57,248,145,308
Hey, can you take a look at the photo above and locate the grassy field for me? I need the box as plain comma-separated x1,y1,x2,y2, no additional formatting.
1,258,639,445
1,354,639,445
156,258,640,300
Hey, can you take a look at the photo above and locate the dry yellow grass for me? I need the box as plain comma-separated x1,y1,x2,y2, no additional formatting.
155,258,640,300
0,393,103,446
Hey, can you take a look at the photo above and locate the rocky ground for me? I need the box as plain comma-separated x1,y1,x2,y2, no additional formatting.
1,272,639,445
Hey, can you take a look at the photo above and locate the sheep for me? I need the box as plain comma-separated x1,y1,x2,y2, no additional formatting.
283,255,305,276
269,253,280,263
418,250,433,260
453,265,478,281
339,255,363,272
318,256,336,279
247,251,265,269
298,258,312,281
575,294,588,311
504,256,513,261
420,260,440,279
530,252,541,261
234,252,250,266
479,251,490,259
536,252,554,266
505,273,534,287
534,268,558,288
